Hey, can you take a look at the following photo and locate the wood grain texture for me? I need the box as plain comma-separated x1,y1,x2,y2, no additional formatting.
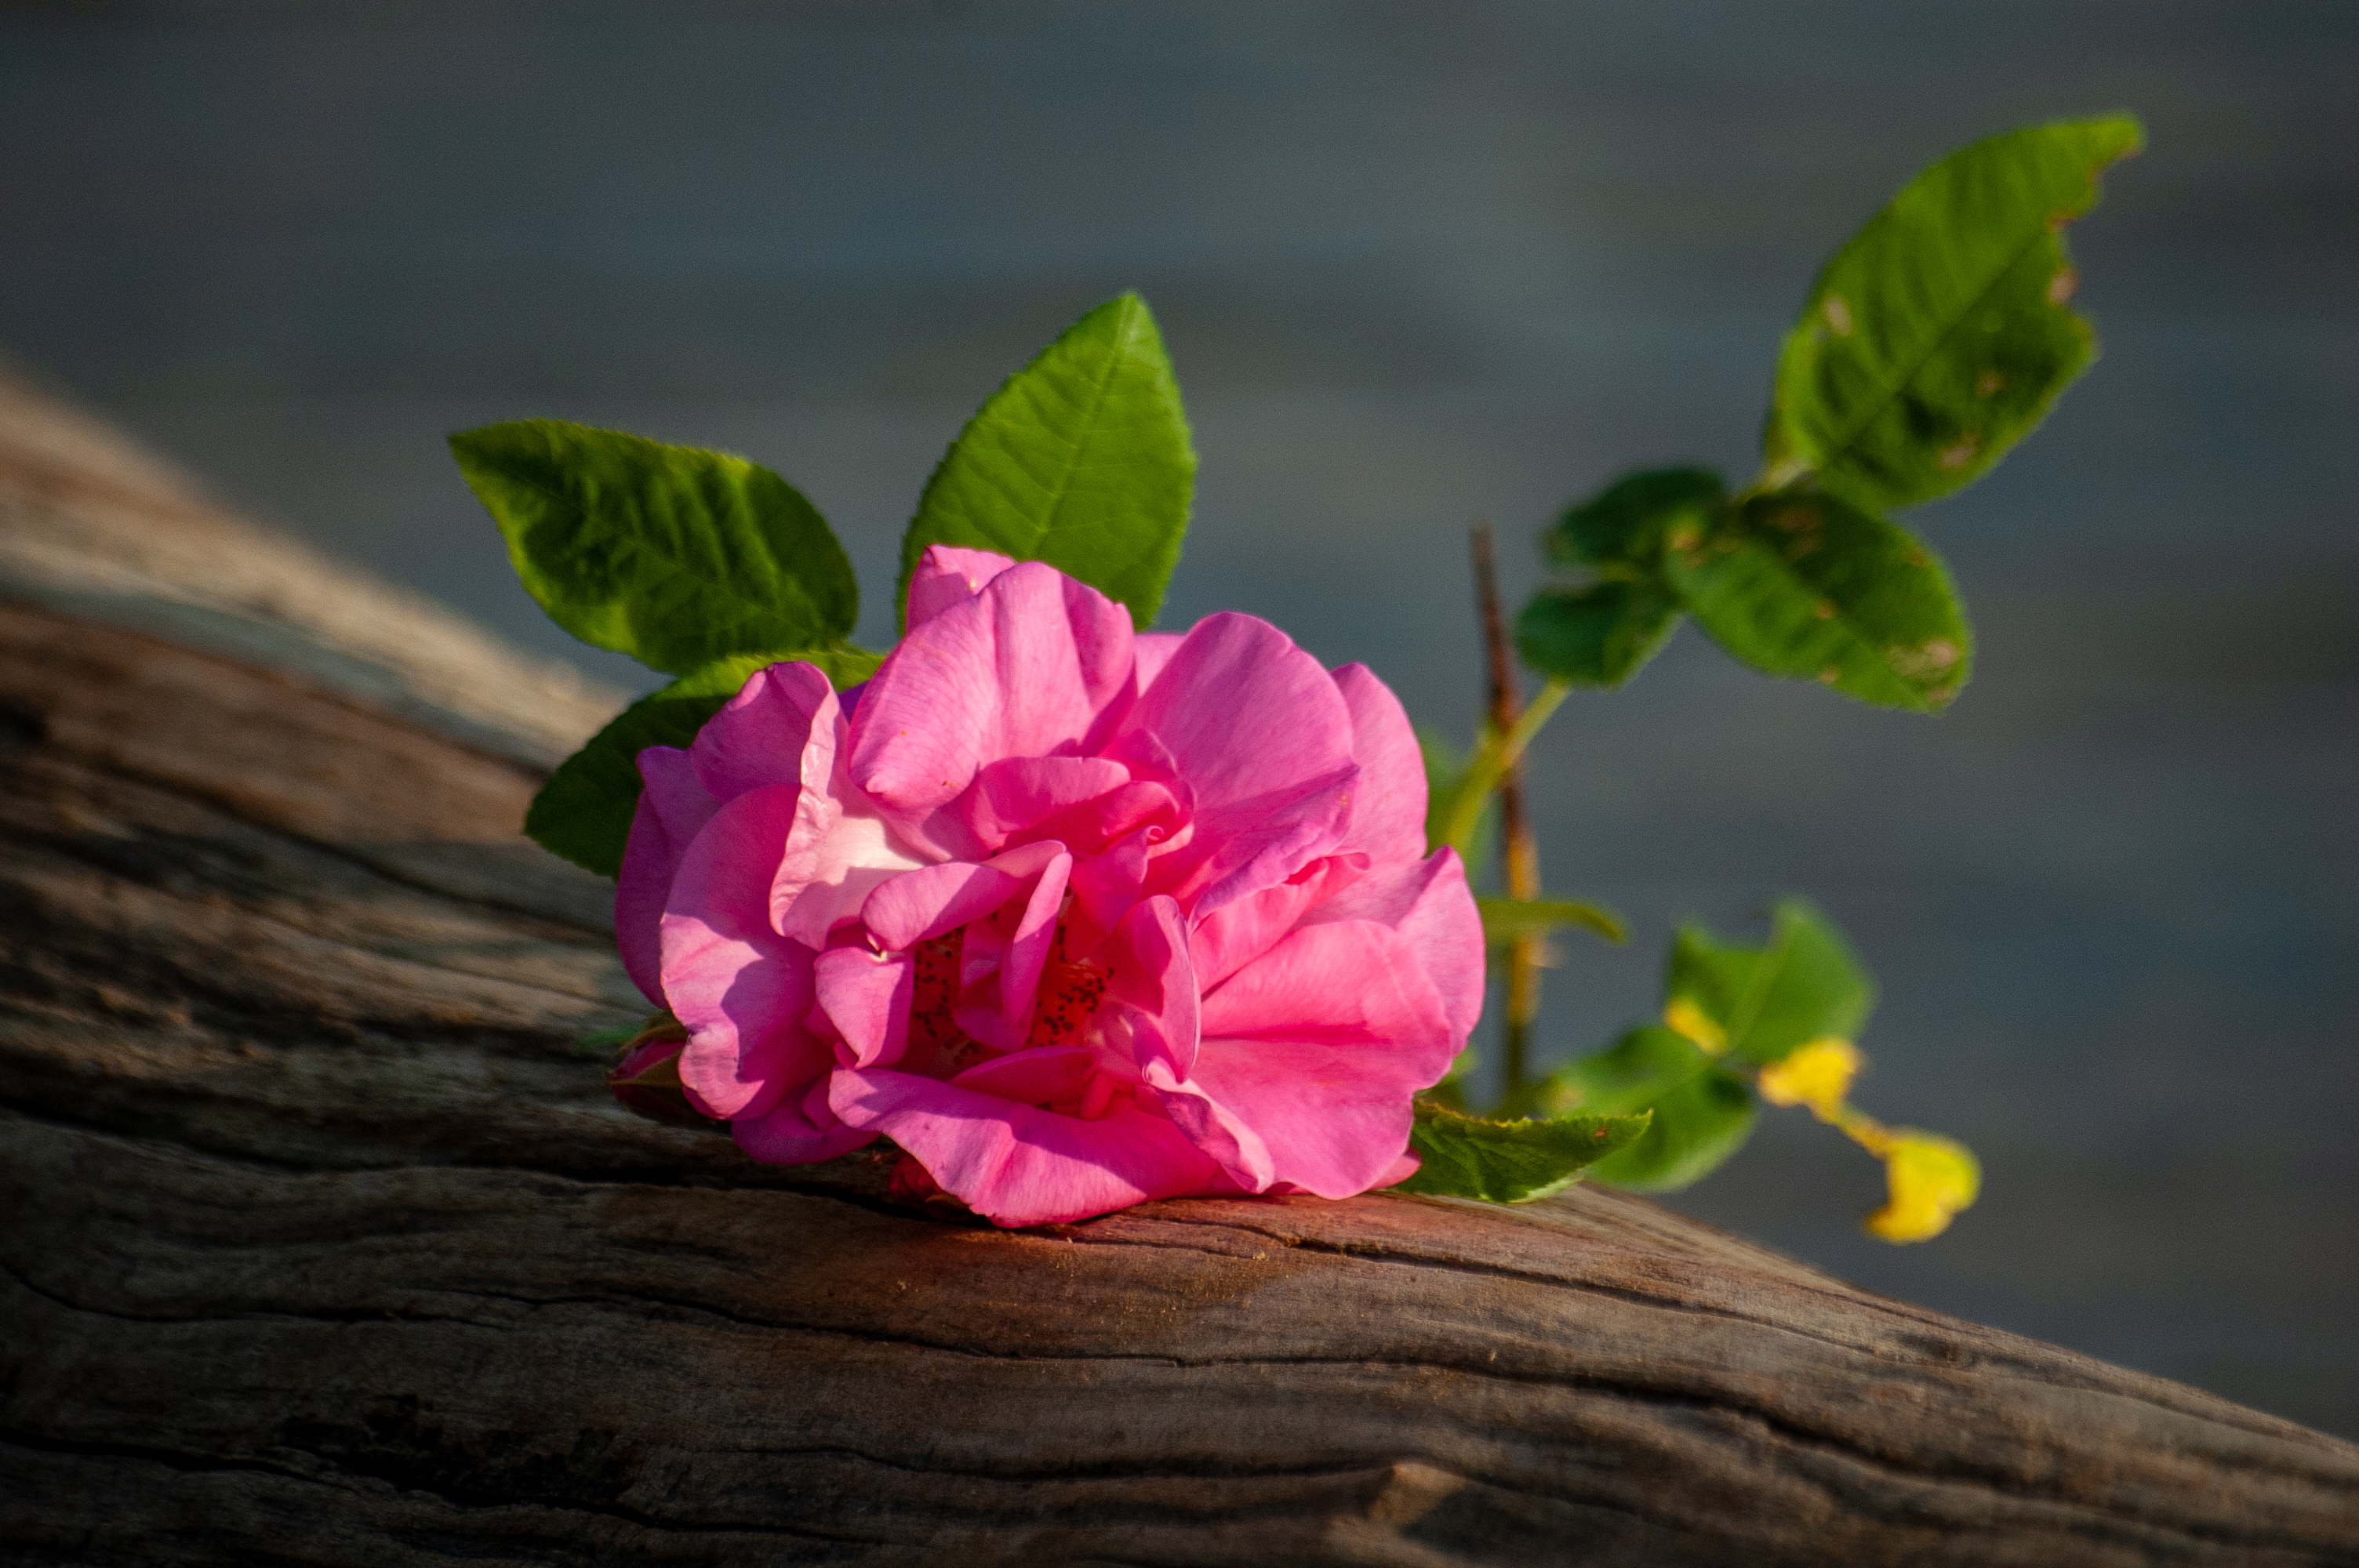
2,376,2355,1565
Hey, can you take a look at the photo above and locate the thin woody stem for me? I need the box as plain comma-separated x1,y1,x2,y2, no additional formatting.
1472,523,1543,1101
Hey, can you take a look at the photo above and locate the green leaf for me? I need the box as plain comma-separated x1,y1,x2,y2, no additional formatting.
1517,581,1682,688
1394,1100,1652,1204
1665,491,1971,712
1585,1068,1758,1192
1764,114,2144,511
1518,466,1721,689
1545,466,1726,571
899,293,1197,631
453,420,859,675
525,647,884,877
1521,1026,1715,1119
1478,895,1627,946
1665,899,1875,1066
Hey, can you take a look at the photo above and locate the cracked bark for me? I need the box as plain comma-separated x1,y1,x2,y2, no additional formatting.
2,365,2354,1567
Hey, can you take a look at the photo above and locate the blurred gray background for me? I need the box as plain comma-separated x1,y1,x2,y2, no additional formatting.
4,1,2353,1436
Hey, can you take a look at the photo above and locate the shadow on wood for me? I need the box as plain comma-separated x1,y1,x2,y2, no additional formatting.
2,365,2354,1564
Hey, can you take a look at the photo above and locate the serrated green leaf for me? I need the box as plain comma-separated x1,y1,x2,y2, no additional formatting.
1520,1025,1715,1119
1545,466,1727,571
1477,895,1626,946
1517,581,1682,688
1665,491,1972,711
453,419,859,675
525,647,884,877
1665,899,1875,1066
1394,1100,1652,1203
1765,114,2143,511
899,293,1196,631
1584,1068,1757,1192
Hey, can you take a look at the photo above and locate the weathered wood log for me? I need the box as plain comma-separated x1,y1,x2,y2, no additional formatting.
2,366,2354,1566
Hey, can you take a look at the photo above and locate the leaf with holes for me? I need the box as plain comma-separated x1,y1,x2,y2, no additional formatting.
526,648,883,876
1665,491,1971,711
1764,114,2143,511
453,420,859,675
1394,1101,1652,1204
898,293,1196,630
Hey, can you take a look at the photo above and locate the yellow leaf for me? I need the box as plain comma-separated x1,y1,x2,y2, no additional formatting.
1865,1131,1981,1243
1757,1036,1862,1120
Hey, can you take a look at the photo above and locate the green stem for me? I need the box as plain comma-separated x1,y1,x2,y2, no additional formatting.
1435,678,1572,856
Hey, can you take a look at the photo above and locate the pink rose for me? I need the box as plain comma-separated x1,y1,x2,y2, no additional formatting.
615,546,1482,1226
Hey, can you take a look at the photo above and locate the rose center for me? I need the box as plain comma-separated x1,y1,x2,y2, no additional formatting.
1025,923,1107,1049
903,920,1108,1074
908,931,969,1066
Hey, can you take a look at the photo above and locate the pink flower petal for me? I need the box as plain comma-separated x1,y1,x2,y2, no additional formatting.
1185,851,1368,993
615,746,719,1006
829,1067,1220,1226
958,755,1132,854
997,845,1071,1036
812,945,914,1069
1330,662,1429,864
689,661,837,804
772,810,928,949
905,544,1019,629
1174,1036,1423,1199
1114,612,1358,915
946,843,1071,1049
1134,1049,1272,1194
660,785,831,1119
1154,917,1451,1195
1063,826,1151,959
1132,630,1186,694
754,688,931,950
733,1076,875,1164
1299,849,1485,1046
949,1044,1097,1105
1103,894,1199,1083
1202,918,1452,1069
860,859,1026,951
1119,613,1354,811
850,562,1136,857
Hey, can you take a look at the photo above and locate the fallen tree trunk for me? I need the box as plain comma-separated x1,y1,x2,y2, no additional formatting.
2,367,2354,1567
